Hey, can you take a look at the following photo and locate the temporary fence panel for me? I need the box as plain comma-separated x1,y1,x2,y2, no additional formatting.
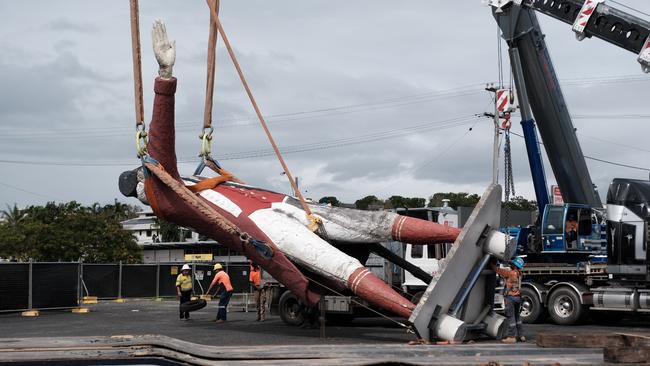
32,263,79,309
193,264,214,295
227,264,250,293
121,264,157,298
83,264,119,299
0,263,29,312
158,264,181,297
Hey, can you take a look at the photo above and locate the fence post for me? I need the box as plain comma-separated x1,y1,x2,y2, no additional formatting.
118,261,123,299
28,259,33,310
155,263,160,299
77,259,82,304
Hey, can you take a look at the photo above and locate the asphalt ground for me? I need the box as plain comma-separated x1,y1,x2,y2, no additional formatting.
1,299,650,347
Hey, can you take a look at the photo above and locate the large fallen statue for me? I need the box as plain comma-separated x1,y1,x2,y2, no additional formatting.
120,20,515,341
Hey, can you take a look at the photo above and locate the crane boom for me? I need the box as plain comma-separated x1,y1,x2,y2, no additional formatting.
493,4,603,207
527,0,650,72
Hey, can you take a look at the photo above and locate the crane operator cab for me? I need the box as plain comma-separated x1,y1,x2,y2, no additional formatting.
541,204,607,258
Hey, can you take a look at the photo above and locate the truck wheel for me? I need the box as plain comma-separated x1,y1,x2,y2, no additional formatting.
278,291,305,326
520,287,544,324
547,287,586,325
411,291,425,305
179,299,207,313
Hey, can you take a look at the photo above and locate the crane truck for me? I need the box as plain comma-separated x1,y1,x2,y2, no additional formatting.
487,0,650,324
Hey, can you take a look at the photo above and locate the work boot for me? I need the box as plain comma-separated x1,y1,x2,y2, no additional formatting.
501,337,517,344
518,336,526,343
179,313,184,320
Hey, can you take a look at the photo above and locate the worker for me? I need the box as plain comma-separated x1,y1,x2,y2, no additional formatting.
176,264,193,320
491,256,525,343
249,262,266,321
206,263,233,323
566,214,578,247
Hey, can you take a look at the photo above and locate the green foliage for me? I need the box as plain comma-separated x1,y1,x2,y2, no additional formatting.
386,195,426,209
155,218,181,242
318,196,341,207
428,192,481,209
354,195,382,210
503,196,537,211
0,201,142,263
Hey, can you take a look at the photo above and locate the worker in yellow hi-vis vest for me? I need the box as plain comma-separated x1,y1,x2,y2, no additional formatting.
176,264,193,320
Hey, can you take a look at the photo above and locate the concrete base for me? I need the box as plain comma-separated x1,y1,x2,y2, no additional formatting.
114,298,127,303
82,296,98,304
21,310,39,317
199,294,212,301
71,307,90,314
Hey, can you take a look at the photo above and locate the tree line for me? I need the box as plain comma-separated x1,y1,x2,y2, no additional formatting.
0,201,142,263
319,192,537,211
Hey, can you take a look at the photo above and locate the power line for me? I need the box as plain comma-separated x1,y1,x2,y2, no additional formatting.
0,73,647,141
0,116,481,167
0,180,58,200
509,130,650,171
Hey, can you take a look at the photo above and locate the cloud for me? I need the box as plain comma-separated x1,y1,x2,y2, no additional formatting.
44,19,99,33
2,0,650,210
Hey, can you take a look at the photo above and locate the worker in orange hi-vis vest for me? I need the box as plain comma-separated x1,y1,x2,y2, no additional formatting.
491,257,525,344
249,262,267,321
206,263,233,323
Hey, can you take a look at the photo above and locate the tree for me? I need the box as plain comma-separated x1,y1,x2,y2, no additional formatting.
155,218,181,242
386,195,426,209
428,192,481,209
503,196,537,211
0,201,142,263
355,195,382,210
1,204,26,227
318,196,341,207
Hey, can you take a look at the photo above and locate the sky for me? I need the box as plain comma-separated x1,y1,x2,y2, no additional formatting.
0,0,649,209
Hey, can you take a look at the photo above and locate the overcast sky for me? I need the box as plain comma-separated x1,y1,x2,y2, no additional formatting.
1,0,649,209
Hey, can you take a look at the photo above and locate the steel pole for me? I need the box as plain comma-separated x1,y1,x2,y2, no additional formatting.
28,260,33,310
118,261,123,299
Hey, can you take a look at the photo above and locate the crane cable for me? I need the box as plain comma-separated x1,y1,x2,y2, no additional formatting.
204,0,323,233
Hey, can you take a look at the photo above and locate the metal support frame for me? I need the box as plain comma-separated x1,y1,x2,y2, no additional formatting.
448,254,492,317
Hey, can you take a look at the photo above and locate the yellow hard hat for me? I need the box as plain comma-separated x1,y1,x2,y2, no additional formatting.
213,263,223,271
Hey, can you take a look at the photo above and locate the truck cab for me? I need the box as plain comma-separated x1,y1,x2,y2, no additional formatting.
540,204,606,258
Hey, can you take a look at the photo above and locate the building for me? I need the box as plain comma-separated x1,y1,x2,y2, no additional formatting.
121,211,246,264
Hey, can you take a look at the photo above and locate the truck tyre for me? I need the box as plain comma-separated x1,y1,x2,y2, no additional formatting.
520,287,544,324
179,299,207,313
547,287,587,325
278,291,305,326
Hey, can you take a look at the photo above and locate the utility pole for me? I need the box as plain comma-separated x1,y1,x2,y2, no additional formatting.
485,84,501,185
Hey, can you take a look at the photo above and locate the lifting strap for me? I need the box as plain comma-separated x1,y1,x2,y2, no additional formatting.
204,0,323,232
196,0,245,184
129,0,147,157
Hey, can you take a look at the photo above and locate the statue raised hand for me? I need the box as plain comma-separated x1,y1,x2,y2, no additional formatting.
152,19,175,79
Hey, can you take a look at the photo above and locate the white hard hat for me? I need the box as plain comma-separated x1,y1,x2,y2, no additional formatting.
181,264,191,271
